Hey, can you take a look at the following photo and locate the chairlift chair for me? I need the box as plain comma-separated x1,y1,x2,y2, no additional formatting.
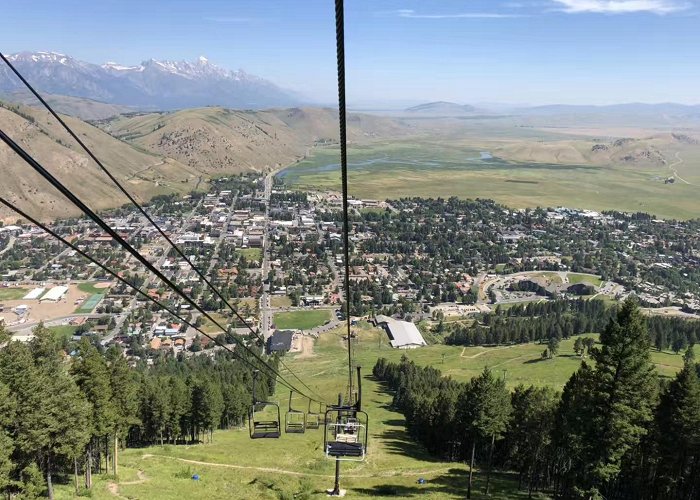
248,371,281,439
307,400,322,430
324,407,368,461
285,391,306,434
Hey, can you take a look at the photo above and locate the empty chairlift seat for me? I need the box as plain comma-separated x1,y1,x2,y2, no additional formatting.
306,401,322,430
248,370,281,439
285,391,306,434
249,402,281,439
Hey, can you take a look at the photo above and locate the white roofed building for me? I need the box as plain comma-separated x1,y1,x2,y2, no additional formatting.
374,315,426,349
40,285,68,302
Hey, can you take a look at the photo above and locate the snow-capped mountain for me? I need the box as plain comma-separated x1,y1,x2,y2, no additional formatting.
0,51,300,109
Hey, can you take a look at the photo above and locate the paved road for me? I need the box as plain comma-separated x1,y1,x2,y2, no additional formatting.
260,172,274,340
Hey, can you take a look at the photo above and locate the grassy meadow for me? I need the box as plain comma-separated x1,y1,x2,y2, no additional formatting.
54,322,689,499
279,140,699,220
0,287,28,301
273,310,331,330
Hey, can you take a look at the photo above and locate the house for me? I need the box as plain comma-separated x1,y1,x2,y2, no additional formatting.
267,330,295,354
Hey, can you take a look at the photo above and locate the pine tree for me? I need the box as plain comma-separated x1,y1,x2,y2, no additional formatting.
653,363,700,498
507,385,558,496
459,367,511,498
553,362,599,496
71,338,116,483
0,381,16,497
108,353,139,476
589,299,657,492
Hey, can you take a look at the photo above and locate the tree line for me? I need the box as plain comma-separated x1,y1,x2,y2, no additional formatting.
0,324,272,499
374,299,700,499
443,299,700,353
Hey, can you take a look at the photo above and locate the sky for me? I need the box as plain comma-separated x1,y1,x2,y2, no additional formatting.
2,0,699,106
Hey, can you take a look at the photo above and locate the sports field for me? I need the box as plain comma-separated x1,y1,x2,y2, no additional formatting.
273,310,331,330
77,281,112,295
278,141,699,220
55,324,688,499
75,293,104,313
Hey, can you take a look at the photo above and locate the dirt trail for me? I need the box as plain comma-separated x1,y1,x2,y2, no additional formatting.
107,470,148,498
669,152,693,185
296,335,316,359
460,344,518,359
141,454,453,479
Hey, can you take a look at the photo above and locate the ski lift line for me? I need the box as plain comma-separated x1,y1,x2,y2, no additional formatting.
334,0,354,403
0,129,324,405
0,195,303,396
0,52,325,406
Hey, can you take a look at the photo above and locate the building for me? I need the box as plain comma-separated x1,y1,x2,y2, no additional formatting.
23,287,45,300
374,315,426,349
267,330,295,354
39,285,68,302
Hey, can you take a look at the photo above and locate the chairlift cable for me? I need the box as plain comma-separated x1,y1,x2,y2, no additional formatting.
0,51,325,404
334,0,355,404
0,194,303,396
0,127,324,404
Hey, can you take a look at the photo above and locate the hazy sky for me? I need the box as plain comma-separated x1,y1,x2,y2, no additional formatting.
3,0,699,106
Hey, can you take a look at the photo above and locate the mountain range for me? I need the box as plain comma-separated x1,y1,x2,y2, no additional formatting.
0,51,300,111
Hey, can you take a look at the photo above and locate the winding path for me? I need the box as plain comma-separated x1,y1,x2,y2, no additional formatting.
668,152,693,185
139,454,454,479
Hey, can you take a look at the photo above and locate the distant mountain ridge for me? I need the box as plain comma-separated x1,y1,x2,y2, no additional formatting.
0,51,300,110
516,102,700,117
405,101,478,115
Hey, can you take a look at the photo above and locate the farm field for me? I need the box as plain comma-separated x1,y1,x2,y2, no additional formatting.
278,140,699,220
55,324,689,499
274,309,331,330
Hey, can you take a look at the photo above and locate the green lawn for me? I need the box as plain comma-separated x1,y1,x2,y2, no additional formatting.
567,273,603,286
200,312,230,334
47,325,78,341
0,287,28,300
236,248,263,262
273,310,331,330
77,281,111,295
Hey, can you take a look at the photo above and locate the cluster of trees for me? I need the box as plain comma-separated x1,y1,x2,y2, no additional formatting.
374,300,700,499
445,299,613,346
444,299,700,353
0,324,269,499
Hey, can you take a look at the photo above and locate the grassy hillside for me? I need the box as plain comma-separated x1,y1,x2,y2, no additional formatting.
0,101,204,222
2,90,134,120
96,107,410,174
55,323,688,499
